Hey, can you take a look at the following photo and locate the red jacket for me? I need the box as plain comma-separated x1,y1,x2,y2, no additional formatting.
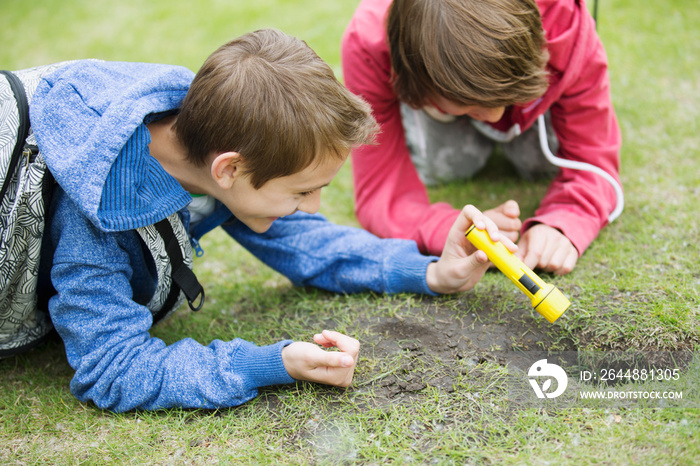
342,0,622,256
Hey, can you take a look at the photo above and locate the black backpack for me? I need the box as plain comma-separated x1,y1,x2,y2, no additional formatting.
0,63,204,358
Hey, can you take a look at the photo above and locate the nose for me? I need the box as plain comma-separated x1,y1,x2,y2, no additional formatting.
470,106,505,123
297,190,322,215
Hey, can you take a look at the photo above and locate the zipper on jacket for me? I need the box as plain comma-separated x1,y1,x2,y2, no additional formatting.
190,237,204,257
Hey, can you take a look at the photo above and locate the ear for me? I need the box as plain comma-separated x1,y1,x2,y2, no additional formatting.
210,151,244,189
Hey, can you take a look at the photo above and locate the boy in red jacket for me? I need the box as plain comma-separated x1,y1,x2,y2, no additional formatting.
342,0,622,275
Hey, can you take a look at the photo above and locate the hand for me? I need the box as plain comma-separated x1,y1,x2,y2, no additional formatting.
517,224,578,275
426,205,518,294
281,330,360,388
483,200,522,243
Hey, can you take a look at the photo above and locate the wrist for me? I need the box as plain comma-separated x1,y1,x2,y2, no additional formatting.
280,342,298,380
426,262,442,294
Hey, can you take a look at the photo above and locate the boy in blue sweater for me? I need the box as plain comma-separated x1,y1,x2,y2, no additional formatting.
31,29,514,412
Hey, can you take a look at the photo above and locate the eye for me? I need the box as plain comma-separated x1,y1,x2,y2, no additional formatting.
298,188,318,197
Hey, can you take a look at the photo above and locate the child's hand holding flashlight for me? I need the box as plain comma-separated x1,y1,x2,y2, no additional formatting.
426,205,518,294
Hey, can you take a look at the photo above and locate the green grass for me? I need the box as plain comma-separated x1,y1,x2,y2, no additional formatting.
2,0,700,464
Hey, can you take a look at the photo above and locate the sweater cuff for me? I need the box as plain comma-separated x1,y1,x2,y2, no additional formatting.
233,340,296,389
384,244,440,296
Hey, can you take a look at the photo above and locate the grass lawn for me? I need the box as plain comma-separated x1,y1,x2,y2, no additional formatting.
1,0,699,464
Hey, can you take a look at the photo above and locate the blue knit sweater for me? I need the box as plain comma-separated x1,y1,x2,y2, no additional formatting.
31,60,437,412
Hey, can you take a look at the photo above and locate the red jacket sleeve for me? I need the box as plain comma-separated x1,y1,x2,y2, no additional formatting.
522,0,622,255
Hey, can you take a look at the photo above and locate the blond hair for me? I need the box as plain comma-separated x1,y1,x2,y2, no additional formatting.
387,0,550,108
175,29,377,188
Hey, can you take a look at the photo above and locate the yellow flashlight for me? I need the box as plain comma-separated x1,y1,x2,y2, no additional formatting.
465,225,570,323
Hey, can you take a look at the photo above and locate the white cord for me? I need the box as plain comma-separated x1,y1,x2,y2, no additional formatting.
537,114,624,223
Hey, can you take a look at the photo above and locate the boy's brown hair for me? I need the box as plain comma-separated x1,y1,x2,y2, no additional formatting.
174,29,377,189
387,0,550,109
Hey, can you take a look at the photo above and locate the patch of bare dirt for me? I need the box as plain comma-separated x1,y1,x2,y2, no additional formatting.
349,293,572,401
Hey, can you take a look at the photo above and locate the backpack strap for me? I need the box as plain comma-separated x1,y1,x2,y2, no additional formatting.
0,70,30,204
153,217,206,315
136,214,205,325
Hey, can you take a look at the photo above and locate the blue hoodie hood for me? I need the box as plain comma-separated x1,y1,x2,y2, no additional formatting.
30,60,195,231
